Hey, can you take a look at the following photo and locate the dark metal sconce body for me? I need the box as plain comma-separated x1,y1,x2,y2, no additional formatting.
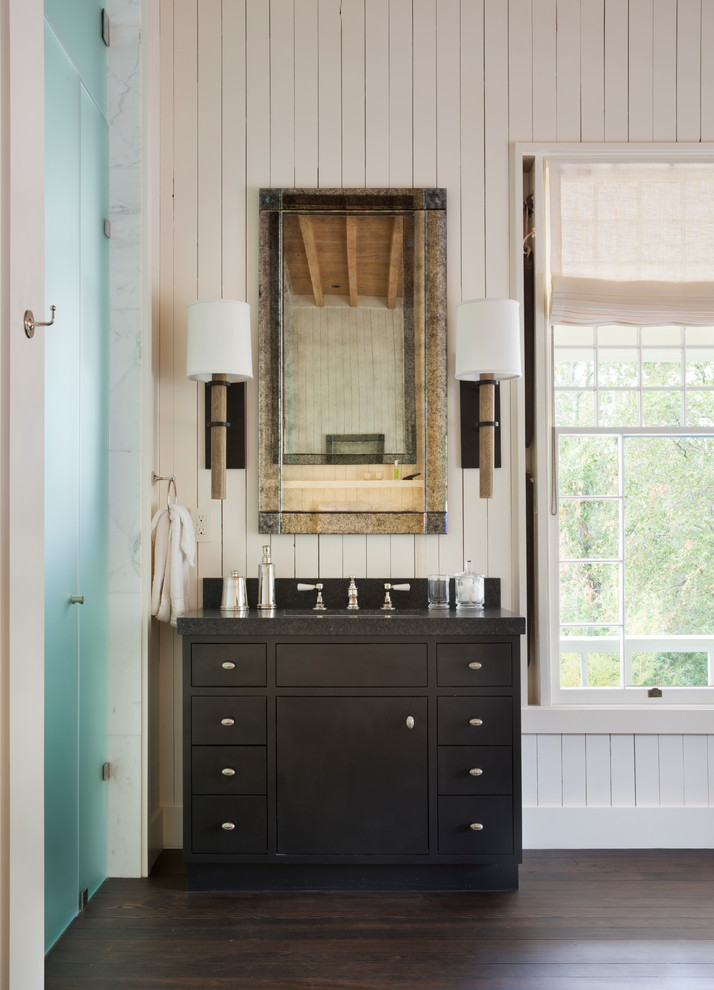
459,380,502,470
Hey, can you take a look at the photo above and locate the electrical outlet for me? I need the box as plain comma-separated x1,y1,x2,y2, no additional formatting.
191,508,211,542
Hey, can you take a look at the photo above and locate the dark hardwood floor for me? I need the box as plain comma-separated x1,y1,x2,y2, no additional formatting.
45,850,714,989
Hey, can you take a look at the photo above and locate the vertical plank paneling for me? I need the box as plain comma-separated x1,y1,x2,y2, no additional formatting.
561,734,586,807
460,0,488,578
701,0,714,140
196,0,224,582
341,0,366,187
658,734,685,808
555,0,580,141
676,0,702,141
436,0,463,579
342,536,368,579
508,0,533,143
531,0,557,141
585,735,611,807
294,0,319,187
318,0,342,184
683,736,709,808
412,0,437,186
483,0,512,602
604,0,629,141
628,0,654,141
652,0,677,141
580,0,605,142
245,0,272,576
634,734,660,806
536,734,563,807
221,0,248,576
388,0,413,185
708,736,714,807
610,734,636,807
521,734,538,806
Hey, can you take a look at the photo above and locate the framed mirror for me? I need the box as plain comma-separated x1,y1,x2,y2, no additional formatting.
258,188,447,535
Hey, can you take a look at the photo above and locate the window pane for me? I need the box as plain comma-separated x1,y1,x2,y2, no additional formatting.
624,437,714,637
560,562,620,624
555,390,596,426
560,653,582,687
598,326,638,346
554,348,595,387
554,326,594,346
560,499,619,559
641,326,681,346
686,350,714,385
559,435,619,497
642,390,682,426
685,328,714,346
642,348,681,386
630,652,708,687
686,390,714,426
598,390,638,426
586,653,621,686
598,348,639,386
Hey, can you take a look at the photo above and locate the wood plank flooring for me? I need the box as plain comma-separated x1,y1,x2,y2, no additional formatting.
45,850,714,989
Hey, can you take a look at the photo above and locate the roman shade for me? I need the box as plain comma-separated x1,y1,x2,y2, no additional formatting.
548,160,714,326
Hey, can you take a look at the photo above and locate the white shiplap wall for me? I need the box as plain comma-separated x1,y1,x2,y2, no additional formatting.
154,0,714,847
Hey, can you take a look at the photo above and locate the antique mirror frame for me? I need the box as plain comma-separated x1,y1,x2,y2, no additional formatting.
258,188,447,535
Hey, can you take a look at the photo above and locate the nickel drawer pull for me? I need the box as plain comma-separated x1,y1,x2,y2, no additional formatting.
221,661,236,670
221,822,236,831
221,768,236,776
220,717,235,726
469,822,484,831
406,716,415,729
468,717,483,727
468,661,482,670
469,768,483,776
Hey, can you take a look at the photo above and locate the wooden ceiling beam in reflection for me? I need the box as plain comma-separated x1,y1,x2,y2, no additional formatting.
298,215,324,307
346,216,358,307
387,216,403,310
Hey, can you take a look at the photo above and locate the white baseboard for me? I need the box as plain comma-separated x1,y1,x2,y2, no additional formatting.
161,804,183,849
524,806,714,849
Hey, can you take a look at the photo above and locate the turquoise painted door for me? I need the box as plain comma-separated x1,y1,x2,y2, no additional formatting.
44,18,109,953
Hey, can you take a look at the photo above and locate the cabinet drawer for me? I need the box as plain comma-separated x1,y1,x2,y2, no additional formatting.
276,643,427,687
438,796,513,855
436,644,512,687
437,697,512,745
192,643,266,686
438,746,513,795
192,796,267,854
192,697,266,745
191,746,266,795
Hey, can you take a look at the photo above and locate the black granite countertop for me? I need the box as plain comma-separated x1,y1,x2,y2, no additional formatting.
176,606,525,637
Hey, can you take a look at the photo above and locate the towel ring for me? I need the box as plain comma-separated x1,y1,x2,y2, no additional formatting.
151,472,178,509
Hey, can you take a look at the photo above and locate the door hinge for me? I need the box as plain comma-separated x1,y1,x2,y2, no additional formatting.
104,219,112,238
101,9,110,47
102,762,111,781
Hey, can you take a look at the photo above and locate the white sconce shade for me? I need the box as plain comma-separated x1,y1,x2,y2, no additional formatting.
186,299,252,500
455,298,522,499
186,299,253,382
455,298,522,382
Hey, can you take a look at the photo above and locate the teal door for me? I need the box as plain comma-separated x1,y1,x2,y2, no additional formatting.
44,17,109,952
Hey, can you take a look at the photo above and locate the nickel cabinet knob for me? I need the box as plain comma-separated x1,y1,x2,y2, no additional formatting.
469,822,484,831
221,768,236,776
469,768,483,776
468,661,482,670
221,822,236,831
221,717,235,726
221,661,236,670
406,715,415,729
469,717,483,727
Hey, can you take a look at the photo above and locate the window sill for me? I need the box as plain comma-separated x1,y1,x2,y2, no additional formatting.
522,705,714,735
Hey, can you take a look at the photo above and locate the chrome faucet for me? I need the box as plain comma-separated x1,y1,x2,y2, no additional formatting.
346,577,359,610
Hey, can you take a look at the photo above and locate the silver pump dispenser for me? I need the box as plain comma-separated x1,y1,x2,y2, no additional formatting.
257,545,276,609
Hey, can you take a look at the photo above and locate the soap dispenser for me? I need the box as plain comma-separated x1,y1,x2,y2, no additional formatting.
257,545,276,610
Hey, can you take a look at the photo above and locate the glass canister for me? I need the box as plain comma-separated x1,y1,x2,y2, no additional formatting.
454,561,485,610
427,574,450,609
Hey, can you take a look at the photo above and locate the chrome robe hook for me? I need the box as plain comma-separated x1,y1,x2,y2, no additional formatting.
24,305,56,338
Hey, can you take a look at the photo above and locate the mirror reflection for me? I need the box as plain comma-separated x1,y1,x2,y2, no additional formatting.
258,188,447,535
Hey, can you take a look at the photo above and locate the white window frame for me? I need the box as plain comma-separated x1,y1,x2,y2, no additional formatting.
512,143,714,717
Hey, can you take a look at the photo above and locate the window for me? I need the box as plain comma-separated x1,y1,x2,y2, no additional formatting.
552,324,714,697
536,155,714,704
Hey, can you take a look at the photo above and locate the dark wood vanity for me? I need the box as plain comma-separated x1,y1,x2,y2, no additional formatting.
177,608,524,891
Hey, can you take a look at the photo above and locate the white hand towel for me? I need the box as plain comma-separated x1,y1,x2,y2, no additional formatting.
151,502,196,626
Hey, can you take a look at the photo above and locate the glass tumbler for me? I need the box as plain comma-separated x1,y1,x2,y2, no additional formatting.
427,574,450,609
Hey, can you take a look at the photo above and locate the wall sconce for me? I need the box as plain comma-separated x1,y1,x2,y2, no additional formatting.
455,298,522,499
186,299,253,500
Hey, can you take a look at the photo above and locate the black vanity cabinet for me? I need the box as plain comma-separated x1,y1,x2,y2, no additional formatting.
179,618,523,891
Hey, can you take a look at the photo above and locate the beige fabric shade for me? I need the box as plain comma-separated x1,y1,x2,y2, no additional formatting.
455,299,522,381
186,299,253,382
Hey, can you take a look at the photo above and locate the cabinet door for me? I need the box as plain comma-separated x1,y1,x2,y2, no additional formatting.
276,697,428,855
